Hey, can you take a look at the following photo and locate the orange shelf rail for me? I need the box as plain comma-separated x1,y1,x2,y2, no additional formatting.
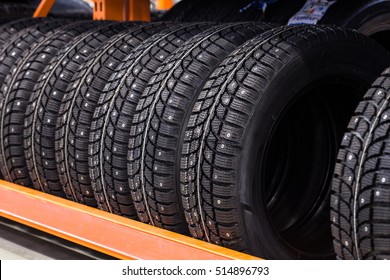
0,180,260,260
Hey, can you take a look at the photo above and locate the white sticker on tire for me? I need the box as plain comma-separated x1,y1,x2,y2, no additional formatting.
288,0,336,25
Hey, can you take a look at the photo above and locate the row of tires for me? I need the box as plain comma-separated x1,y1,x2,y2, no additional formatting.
0,17,389,260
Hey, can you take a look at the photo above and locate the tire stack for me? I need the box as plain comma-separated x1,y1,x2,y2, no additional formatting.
0,16,390,260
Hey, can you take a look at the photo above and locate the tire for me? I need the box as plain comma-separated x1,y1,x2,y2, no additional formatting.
161,0,249,22
174,0,390,50
43,0,92,19
0,20,98,188
0,17,53,46
23,22,131,197
55,23,171,208
0,19,71,185
180,25,390,259
160,0,204,22
160,0,308,23
0,20,70,96
88,23,212,218
0,18,57,179
331,68,390,260
0,1,35,21
128,22,275,235
0,18,60,181
322,0,390,51
320,0,390,31
268,0,390,50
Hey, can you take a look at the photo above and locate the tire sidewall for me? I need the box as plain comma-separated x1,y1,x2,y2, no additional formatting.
321,1,390,34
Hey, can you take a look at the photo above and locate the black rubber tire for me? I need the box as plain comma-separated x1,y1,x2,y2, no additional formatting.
331,68,390,260
263,0,390,50
0,19,70,184
55,23,171,208
127,22,275,235
322,0,390,51
0,17,54,46
0,20,70,97
88,23,212,218
161,0,300,23
0,1,35,21
0,20,98,188
320,0,390,32
160,0,204,22
23,22,132,197
180,25,390,259
42,0,92,19
164,0,390,50
161,0,246,22
0,17,57,180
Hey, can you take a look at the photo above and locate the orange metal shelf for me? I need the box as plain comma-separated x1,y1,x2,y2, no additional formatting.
0,180,260,260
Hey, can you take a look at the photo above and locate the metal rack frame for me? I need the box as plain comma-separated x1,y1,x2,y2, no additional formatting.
33,0,174,21
0,181,259,260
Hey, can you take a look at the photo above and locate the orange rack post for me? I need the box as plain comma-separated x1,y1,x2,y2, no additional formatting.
33,0,56,17
93,0,150,21
0,180,260,260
